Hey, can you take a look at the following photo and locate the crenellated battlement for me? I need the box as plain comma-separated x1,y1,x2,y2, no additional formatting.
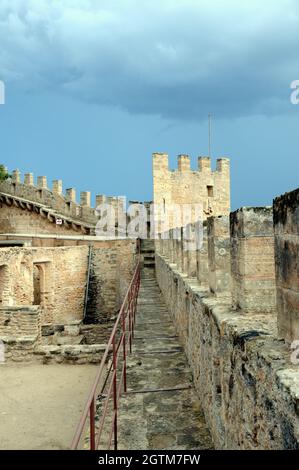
153,152,230,175
1,152,230,235
153,152,230,223
178,154,191,172
154,189,299,449
0,168,123,227
95,195,126,214
0,169,97,225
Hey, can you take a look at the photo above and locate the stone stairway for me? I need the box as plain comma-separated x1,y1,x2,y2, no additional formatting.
140,239,155,269
116,267,213,450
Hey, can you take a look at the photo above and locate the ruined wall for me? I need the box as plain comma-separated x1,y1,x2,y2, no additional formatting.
0,239,137,361
0,246,89,325
0,237,137,327
36,246,89,325
0,306,40,339
274,189,299,343
153,153,230,228
155,203,299,450
0,306,41,362
0,248,34,306
86,239,137,323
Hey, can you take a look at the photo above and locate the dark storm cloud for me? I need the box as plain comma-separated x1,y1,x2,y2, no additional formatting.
0,0,299,120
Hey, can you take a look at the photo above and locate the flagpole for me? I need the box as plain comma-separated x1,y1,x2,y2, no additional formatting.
208,113,212,157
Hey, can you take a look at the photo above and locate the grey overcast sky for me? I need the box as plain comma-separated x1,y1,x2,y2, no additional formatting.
0,0,299,209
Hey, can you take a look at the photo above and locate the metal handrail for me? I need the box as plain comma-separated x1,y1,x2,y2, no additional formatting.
70,255,141,450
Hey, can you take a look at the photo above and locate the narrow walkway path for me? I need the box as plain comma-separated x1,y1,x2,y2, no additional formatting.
117,268,213,450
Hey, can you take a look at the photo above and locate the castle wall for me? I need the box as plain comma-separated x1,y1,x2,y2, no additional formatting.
154,200,299,450
230,207,276,313
0,306,40,340
0,238,137,327
0,203,86,236
153,153,230,229
197,225,209,286
0,306,41,362
85,239,137,323
156,255,298,449
0,248,34,306
0,237,137,361
37,246,89,325
274,189,299,343
0,246,89,325
0,171,128,237
0,173,97,225
207,215,230,296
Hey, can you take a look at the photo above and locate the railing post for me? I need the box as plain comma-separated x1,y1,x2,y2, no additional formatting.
90,397,96,450
133,275,139,329
128,288,132,352
112,335,118,451
131,286,135,336
132,286,136,338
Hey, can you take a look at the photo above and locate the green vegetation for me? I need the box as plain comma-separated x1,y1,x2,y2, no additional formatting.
0,165,10,181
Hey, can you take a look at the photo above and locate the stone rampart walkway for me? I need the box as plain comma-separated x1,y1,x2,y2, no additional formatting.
116,268,213,450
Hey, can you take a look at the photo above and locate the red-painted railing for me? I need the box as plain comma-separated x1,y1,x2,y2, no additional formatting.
71,256,141,450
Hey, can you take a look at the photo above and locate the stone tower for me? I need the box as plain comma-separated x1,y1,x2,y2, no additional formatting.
152,153,230,228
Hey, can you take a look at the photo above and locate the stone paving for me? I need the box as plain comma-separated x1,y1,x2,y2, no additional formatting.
116,268,213,450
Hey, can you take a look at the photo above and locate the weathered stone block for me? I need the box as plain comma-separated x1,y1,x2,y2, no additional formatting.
197,225,208,286
207,215,230,296
274,189,299,342
230,207,276,313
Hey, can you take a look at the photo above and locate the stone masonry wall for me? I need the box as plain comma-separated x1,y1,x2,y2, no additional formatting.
86,239,137,323
274,189,299,343
0,306,40,338
207,215,230,296
0,171,126,231
153,153,230,228
0,248,34,306
0,173,96,225
43,246,89,324
0,237,136,361
0,306,41,362
0,238,137,326
155,201,299,449
155,254,299,450
230,207,276,313
0,246,89,325
0,203,89,236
